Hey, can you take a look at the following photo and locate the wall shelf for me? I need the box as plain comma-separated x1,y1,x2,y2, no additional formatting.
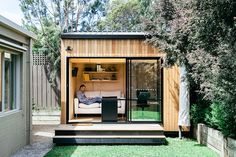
83,80,118,83
83,71,118,74
82,64,118,82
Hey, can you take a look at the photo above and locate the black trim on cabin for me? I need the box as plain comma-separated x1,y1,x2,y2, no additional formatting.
125,58,129,122
61,33,146,39
161,59,164,126
164,131,191,138
66,56,163,124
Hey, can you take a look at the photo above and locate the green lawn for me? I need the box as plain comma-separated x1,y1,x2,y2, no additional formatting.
45,138,219,157
131,110,161,121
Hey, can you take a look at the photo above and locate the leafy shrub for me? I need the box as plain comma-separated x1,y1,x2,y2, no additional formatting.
217,101,236,139
193,101,236,139
204,102,222,129
190,103,209,124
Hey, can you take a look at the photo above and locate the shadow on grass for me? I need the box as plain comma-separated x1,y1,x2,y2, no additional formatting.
193,143,206,147
164,139,169,145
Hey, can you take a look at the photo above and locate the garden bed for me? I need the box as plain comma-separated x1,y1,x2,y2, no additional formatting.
196,123,236,157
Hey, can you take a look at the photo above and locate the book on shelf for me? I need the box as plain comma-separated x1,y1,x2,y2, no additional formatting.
83,73,90,81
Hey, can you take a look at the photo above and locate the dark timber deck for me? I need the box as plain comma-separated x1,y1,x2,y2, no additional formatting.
53,124,166,145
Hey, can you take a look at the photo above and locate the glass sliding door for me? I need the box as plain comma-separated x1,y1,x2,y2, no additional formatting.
127,58,162,122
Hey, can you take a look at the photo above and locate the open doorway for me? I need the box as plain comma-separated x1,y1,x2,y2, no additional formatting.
68,58,126,123
67,57,162,124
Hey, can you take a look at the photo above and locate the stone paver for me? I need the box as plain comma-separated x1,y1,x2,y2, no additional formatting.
11,125,58,157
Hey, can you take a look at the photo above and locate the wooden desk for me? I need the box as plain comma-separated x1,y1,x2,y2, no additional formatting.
102,97,118,122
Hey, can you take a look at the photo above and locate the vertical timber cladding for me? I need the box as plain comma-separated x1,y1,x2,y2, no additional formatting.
61,38,180,131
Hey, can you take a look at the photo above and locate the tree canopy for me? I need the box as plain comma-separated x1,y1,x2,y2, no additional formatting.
143,0,236,138
98,0,143,31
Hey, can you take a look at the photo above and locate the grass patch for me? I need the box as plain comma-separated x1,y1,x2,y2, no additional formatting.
45,138,218,157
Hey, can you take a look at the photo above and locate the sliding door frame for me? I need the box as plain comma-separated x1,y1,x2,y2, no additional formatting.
126,57,163,124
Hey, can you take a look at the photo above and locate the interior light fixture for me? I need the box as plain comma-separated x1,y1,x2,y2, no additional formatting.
65,46,73,51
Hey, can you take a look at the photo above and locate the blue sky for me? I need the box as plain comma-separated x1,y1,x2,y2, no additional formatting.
0,0,24,25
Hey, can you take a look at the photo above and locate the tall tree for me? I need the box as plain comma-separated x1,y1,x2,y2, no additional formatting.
20,0,110,106
98,0,150,31
20,0,86,32
80,0,108,31
20,0,109,86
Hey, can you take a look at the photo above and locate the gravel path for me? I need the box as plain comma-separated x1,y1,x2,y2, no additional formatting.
11,125,58,157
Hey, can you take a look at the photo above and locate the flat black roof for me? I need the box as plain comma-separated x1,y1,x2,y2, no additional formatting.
61,32,147,39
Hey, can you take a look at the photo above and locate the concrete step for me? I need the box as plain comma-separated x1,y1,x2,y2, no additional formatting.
33,116,60,121
32,111,60,125
33,120,60,125
33,111,60,116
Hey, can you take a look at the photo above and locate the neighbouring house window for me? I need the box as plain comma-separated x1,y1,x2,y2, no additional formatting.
0,52,21,112
0,53,2,112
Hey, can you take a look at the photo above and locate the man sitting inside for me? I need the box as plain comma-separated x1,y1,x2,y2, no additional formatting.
76,84,102,105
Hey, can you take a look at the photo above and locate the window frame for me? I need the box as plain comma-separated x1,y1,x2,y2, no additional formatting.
0,51,22,114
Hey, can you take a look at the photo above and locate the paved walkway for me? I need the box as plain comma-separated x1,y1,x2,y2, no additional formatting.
11,125,58,157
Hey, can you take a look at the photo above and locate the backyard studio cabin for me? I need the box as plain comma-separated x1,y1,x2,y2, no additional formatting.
56,32,184,144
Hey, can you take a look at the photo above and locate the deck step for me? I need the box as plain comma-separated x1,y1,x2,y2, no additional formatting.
55,130,164,136
54,135,166,138
53,135,166,144
53,124,166,145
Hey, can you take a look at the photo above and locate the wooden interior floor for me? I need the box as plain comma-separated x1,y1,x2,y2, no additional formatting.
69,115,126,123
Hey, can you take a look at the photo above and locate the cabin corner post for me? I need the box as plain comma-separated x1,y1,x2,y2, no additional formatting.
60,39,66,124
163,66,180,131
